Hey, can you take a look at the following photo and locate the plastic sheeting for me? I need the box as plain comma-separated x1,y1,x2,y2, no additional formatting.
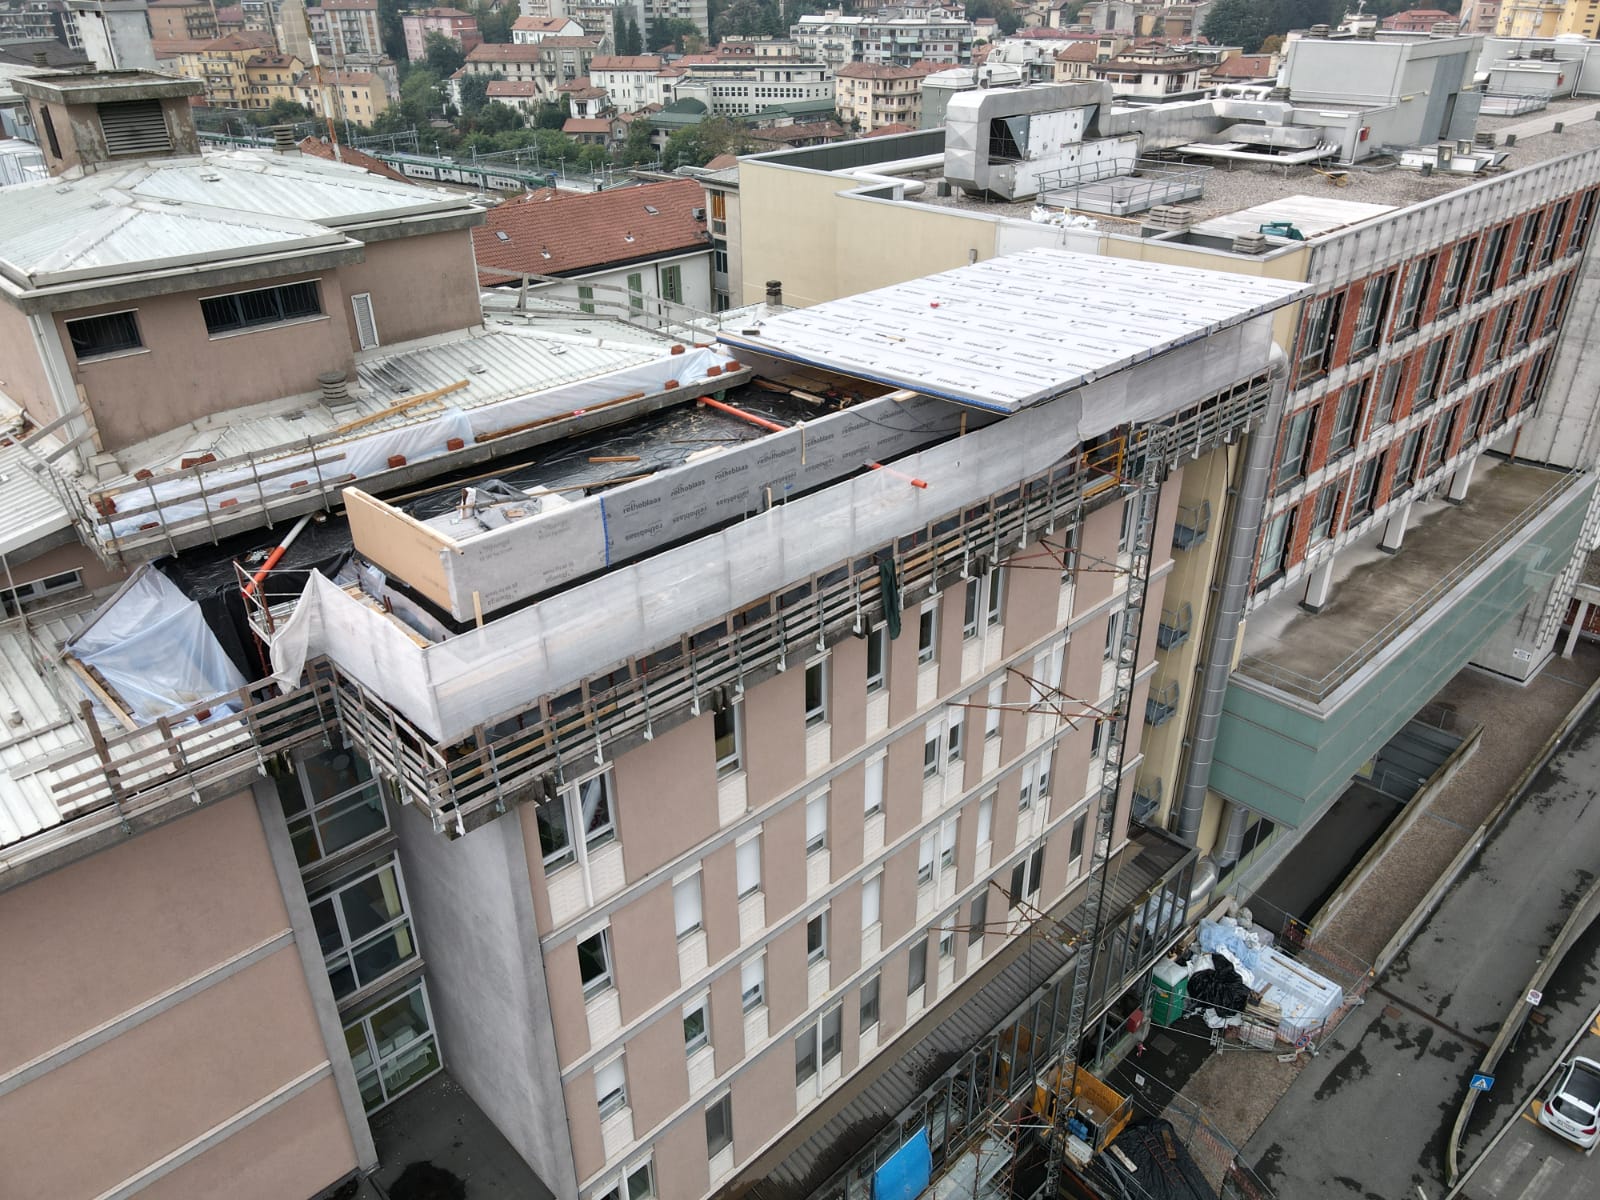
103,347,729,540
67,566,248,724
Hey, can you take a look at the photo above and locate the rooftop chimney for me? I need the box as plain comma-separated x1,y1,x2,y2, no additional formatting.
271,124,297,153
766,279,783,307
15,71,203,177
31,50,48,67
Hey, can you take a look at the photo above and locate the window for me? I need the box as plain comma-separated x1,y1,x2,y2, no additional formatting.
862,873,882,929
1373,363,1401,427
860,975,880,1031
1117,497,1137,555
713,703,742,775
1350,274,1391,356
938,922,955,960
1414,339,1446,408
577,928,614,998
917,833,936,885
1544,274,1572,336
1103,609,1121,661
627,271,644,312
311,859,417,1000
1276,406,1315,489
65,310,143,360
741,955,765,1011
1511,213,1541,278
977,793,994,846
907,937,928,993
1070,813,1088,867
596,1056,628,1118
201,280,321,335
805,793,828,855
660,263,684,304
1257,508,1293,584
1393,256,1433,334
1394,429,1423,493
1449,322,1481,391
917,604,938,665
1490,304,1513,359
275,746,387,869
1539,200,1569,268
578,284,596,314
706,1094,733,1157
1514,288,1540,348
864,755,885,818
537,769,616,872
603,1160,656,1200
804,658,828,726
1570,189,1597,253
1473,225,1508,301
939,819,957,871
683,996,709,1054
737,836,761,898
865,626,888,692
947,713,964,765
923,724,941,778
342,981,441,1113
674,874,703,939
1328,381,1364,458
962,576,981,638
1425,410,1455,474
795,1006,842,1085
1466,388,1490,440
807,911,828,963
969,892,987,943
1310,483,1341,543
1438,238,1476,313
1299,294,1342,379
1349,456,1380,522
1009,846,1044,906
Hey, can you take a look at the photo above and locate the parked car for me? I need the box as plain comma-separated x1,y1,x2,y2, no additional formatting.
1539,1057,1600,1149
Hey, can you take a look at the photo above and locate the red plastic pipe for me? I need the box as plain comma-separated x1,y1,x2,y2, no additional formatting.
243,514,312,598
698,394,786,433
869,461,929,489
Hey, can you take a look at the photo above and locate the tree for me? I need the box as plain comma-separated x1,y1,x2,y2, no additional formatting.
614,11,644,55
474,0,513,43
964,0,1021,36
660,114,747,169
615,115,657,164
458,72,495,116
1202,0,1275,52
251,98,314,127
475,100,524,133
377,0,406,61
648,17,702,50
718,0,783,37
533,101,569,129
399,66,444,124
423,30,466,77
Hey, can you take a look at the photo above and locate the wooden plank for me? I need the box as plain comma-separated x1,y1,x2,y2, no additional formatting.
327,379,470,437
62,656,137,731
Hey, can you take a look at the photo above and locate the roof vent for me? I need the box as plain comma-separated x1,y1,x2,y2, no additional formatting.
271,124,296,153
1430,20,1459,35
98,99,172,157
318,370,350,406
1232,231,1269,255
31,50,47,67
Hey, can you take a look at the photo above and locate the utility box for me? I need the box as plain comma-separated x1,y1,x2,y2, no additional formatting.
1150,958,1189,1026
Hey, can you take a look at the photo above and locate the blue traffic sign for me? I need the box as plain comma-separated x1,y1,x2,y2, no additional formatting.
1470,1074,1495,1092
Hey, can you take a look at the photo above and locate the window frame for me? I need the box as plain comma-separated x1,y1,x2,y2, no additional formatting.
713,702,743,776
1447,319,1481,391
342,979,441,1114
907,936,928,994
865,625,888,693
1372,362,1401,427
1276,405,1316,491
1414,338,1446,408
1349,273,1391,356
806,910,828,964
1328,379,1365,458
705,1094,733,1157
1538,199,1570,269
1296,291,1343,382
1437,237,1476,314
537,767,617,874
276,745,388,870
199,279,323,337
683,996,710,1055
1511,213,1541,278
969,891,988,944
577,927,615,999
863,754,885,819
1472,224,1508,301
311,857,418,1002
596,1055,629,1120
1257,508,1293,586
736,834,762,899
803,657,829,727
805,792,829,856
860,974,881,1031
64,309,144,361
1349,455,1380,522
1393,428,1423,494
673,873,703,940
741,955,765,1012
1008,845,1044,907
917,603,938,665
1393,255,1434,335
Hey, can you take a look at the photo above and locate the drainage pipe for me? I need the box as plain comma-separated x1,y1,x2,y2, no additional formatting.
1216,800,1249,866
698,395,786,433
1175,349,1291,844
242,513,313,599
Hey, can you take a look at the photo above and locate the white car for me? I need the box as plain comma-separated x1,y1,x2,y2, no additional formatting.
1539,1056,1600,1150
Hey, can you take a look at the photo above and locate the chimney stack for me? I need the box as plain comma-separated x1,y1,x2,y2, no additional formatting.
766,279,783,307
271,124,296,153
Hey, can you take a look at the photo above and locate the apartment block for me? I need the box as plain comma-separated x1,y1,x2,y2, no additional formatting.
791,12,975,71
146,0,219,40
308,0,381,59
663,55,833,118
402,6,482,60
458,38,606,104
834,62,941,130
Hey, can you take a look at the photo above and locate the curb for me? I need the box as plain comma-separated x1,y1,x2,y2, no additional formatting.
1370,671,1600,980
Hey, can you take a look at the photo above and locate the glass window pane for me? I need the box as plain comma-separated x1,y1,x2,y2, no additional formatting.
628,1163,655,1200
379,1031,439,1100
339,867,405,941
311,898,344,957
538,800,573,868
352,923,416,986
578,930,611,990
319,786,387,856
301,748,372,799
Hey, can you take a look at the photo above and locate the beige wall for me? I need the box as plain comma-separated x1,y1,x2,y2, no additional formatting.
0,794,355,1199
8,537,128,592
0,296,60,430
338,230,483,348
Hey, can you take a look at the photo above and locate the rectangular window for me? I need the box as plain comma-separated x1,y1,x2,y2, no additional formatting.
1544,274,1572,336
1490,371,1517,426
907,937,928,993
1438,238,1476,313
1394,428,1423,492
1103,609,1121,661
626,1161,655,1200
969,892,987,944
804,659,828,726
1118,497,1137,555
962,576,980,639
821,1006,842,1067
275,746,387,870
342,981,441,1113
1329,380,1364,458
860,975,880,1031
1539,200,1570,268
674,874,703,939
537,769,616,872
660,263,684,304
939,924,954,960
794,1023,818,1085
1473,224,1508,301
985,680,1003,739
917,833,936,885
805,793,828,855
1394,255,1433,334
596,1056,628,1118
1310,484,1341,543
807,911,828,963
1276,406,1315,489
1373,363,1401,427
1350,273,1391,356
706,1095,733,1157
1349,456,1380,521
1448,320,1480,390
741,955,765,1011
1570,189,1598,253
1466,387,1490,440
201,280,321,335
946,711,964,764
736,836,761,898
627,271,644,312
977,793,994,846
713,703,742,776
939,819,957,871
1009,846,1044,905
865,626,888,692
1426,410,1457,473
864,755,885,818
1490,304,1513,358
578,928,614,999
1415,339,1446,407
917,605,937,665
985,566,1004,626
65,310,143,360
578,284,595,314
1070,813,1087,865
311,858,417,1001
1514,288,1541,348
1258,508,1292,584
1512,213,1541,278
862,873,881,929
1297,292,1341,381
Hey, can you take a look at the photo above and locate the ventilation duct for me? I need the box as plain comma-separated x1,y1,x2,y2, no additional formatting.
98,99,171,156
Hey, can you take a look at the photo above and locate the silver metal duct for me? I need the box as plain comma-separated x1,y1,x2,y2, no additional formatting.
1175,348,1291,844
1216,799,1249,866
1187,855,1219,905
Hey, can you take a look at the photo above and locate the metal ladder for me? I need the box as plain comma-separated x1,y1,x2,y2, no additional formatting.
1045,425,1168,1194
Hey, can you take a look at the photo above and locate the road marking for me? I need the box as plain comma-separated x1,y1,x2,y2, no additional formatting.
1485,1141,1533,1192
1516,1157,1562,1200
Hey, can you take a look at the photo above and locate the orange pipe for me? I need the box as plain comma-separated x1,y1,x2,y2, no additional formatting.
242,514,312,598
698,394,786,433
869,461,928,489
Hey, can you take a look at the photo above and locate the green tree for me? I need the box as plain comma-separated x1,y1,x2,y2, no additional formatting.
648,17,702,50
458,72,496,116
615,11,644,55
252,98,314,127
423,31,466,77
615,115,657,164
399,66,444,122
476,100,524,132
377,0,406,61
964,0,1021,35
1202,0,1275,52
533,101,570,129
660,114,747,169
475,0,513,43
578,143,610,171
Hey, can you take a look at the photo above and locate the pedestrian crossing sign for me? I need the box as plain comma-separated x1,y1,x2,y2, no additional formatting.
1471,1073,1495,1092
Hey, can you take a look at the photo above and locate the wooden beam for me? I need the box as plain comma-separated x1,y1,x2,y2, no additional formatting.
329,379,471,436
63,656,138,731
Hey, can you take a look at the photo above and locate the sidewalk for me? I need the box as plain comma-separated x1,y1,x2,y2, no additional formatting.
1172,643,1600,1182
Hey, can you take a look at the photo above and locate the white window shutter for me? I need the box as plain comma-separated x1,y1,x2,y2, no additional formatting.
351,291,380,350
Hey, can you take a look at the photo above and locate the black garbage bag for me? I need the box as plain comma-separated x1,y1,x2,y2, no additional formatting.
1186,954,1252,1015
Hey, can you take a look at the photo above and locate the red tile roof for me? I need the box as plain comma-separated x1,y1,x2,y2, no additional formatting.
1208,53,1274,78
487,80,541,96
836,62,944,80
473,178,709,282
297,136,410,182
562,117,612,133
590,54,665,71
1055,43,1097,62
703,153,738,169
467,39,597,62
513,15,579,30
864,122,917,137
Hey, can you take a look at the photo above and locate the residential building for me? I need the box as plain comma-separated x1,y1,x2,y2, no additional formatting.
294,63,390,121
242,48,305,108
152,30,275,106
791,12,976,71
563,75,610,115
1054,41,1098,79
309,0,381,58
563,113,610,142
1384,6,1460,30
644,0,707,40
146,0,218,41
589,52,665,112
834,61,940,130
458,38,605,105
488,76,545,112
402,6,482,60
215,2,245,34
512,12,583,40
696,152,739,309
662,55,833,119
519,0,647,40
744,118,846,149
472,177,713,314
1205,51,1278,83
1086,45,1205,98
1460,0,1503,33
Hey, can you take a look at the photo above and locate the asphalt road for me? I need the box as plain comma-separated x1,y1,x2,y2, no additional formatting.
1242,702,1600,1200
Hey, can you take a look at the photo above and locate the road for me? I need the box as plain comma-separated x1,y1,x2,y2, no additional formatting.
1242,701,1600,1200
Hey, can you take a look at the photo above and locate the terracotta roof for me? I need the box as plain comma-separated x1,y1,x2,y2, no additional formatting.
487,80,542,96
473,178,709,281
1208,53,1274,78
590,54,665,71
703,153,738,169
864,122,917,137
513,15,578,30
836,62,943,80
467,38,598,62
562,117,612,133
246,52,302,68
215,5,245,20
1055,43,1097,61
748,121,845,144
297,136,410,182
159,30,275,53
410,6,473,15
565,85,609,99
558,74,593,90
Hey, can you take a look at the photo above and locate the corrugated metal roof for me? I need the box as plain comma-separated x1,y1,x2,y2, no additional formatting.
0,441,72,557
717,249,1307,413
735,832,1192,1200
1186,194,1396,242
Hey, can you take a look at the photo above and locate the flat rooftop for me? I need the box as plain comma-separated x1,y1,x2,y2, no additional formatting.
1236,458,1578,701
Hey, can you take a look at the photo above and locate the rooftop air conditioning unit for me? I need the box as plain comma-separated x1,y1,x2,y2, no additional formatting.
692,206,705,219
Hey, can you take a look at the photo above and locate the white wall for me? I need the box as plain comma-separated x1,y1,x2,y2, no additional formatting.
525,249,715,316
